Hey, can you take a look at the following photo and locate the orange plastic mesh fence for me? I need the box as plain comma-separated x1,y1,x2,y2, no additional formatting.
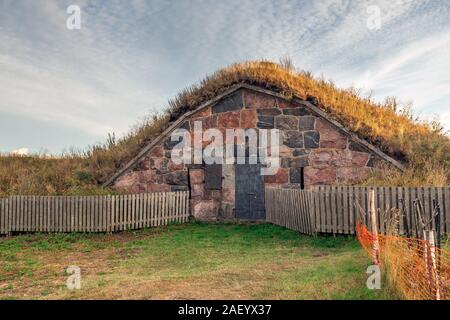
356,221,450,300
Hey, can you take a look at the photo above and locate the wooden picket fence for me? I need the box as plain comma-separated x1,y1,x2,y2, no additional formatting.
0,191,190,235
266,186,450,235
265,188,315,235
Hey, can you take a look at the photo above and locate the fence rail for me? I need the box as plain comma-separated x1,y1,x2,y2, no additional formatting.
0,191,190,235
266,186,450,235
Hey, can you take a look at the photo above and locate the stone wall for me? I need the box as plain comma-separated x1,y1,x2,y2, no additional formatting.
113,88,379,220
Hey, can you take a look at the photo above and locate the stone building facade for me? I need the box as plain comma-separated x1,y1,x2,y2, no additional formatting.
109,85,402,221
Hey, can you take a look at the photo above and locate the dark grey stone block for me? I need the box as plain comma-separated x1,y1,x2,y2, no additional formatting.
293,149,308,157
282,107,311,116
275,116,299,130
163,171,189,186
257,108,282,116
290,156,309,167
283,131,304,148
290,168,302,183
299,116,316,131
212,91,244,113
304,131,320,149
257,116,274,129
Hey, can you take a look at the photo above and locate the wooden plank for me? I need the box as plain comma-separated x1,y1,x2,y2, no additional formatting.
158,193,163,226
444,187,450,234
3,198,6,234
149,193,154,227
10,196,14,232
145,193,152,228
76,196,81,233
120,195,125,231
91,196,96,232
74,196,79,232
110,195,114,232
6,197,10,233
327,186,334,234
99,195,104,232
47,196,52,233
0,198,4,234
98,196,102,232
153,193,158,227
125,194,130,230
114,195,118,231
2,198,7,234
1,198,4,234
167,192,172,225
105,195,110,233
171,192,176,224
26,196,31,232
163,192,167,226
85,196,89,233
93,195,97,233
3,197,7,234
132,194,137,229
313,188,320,233
113,195,118,232
319,186,326,233
39,196,43,232
102,196,106,232
174,192,179,224
57,196,62,233
54,197,58,233
41,196,46,232
298,191,304,232
119,194,123,231
436,188,444,234
18,196,23,232
16,196,23,232
137,194,142,228
47,196,51,232
135,193,140,228
36,196,41,232
341,186,348,234
143,193,148,227
33,196,37,233
84,196,89,233
178,192,186,223
51,196,56,233
114,195,119,231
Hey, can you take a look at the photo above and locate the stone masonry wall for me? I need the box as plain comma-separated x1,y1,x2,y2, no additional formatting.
113,88,379,220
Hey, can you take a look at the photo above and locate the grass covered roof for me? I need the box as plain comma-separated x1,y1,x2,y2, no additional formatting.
1,60,449,195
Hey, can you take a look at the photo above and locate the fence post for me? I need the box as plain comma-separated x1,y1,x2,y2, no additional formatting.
423,230,440,300
369,189,380,265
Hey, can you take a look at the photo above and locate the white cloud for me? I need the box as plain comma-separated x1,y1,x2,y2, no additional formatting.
11,148,29,156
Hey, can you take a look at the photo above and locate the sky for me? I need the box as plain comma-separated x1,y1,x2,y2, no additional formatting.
0,0,449,155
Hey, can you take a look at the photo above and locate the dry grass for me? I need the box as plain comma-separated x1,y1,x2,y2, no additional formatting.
0,223,395,300
1,60,448,196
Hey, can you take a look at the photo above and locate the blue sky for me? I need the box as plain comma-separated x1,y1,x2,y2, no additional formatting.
1,0,449,155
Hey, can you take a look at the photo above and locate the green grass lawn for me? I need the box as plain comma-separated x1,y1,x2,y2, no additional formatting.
0,222,396,300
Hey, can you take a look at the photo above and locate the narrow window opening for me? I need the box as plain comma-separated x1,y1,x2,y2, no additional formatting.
300,167,305,190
